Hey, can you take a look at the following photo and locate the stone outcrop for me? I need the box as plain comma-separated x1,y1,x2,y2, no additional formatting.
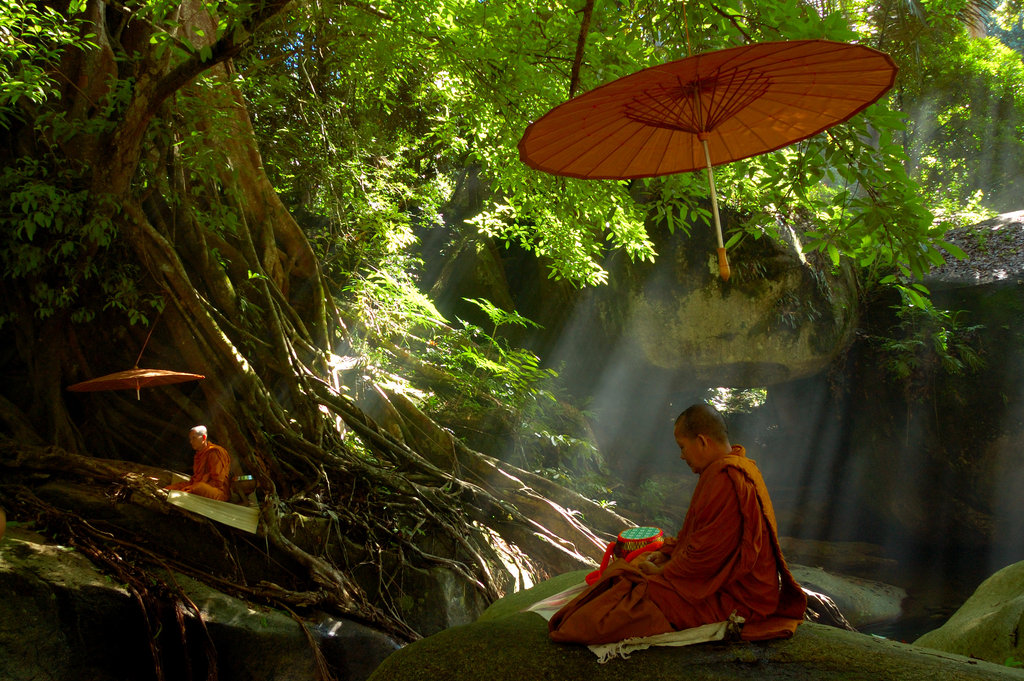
368,574,1022,681
829,210,1024,555
425,204,861,390
483,566,905,636
584,218,860,387
0,527,400,681
790,565,906,630
915,560,1024,666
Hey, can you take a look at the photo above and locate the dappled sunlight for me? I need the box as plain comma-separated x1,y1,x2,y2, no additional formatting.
319,619,344,636
6,0,1024,672
704,386,767,413
490,271,1024,639
479,523,536,592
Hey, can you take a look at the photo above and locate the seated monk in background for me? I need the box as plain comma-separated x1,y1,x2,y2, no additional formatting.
549,403,806,644
166,425,231,502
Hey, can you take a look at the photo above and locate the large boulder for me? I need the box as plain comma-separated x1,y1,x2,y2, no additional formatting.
915,560,1024,666
708,211,1024,614
587,218,860,387
790,565,906,630
484,567,905,636
0,527,400,681
368,577,1021,681
821,209,1024,555
424,203,860,390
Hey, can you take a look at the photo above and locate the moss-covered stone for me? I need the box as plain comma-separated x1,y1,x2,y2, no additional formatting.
915,560,1024,666
370,611,1023,681
371,573,1024,681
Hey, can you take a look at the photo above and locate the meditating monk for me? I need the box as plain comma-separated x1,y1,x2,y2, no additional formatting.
166,425,231,502
548,403,806,644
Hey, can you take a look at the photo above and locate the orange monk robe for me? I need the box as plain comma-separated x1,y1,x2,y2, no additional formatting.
167,443,232,502
549,446,806,645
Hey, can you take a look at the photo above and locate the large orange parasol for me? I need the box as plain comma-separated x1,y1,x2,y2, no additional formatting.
518,39,898,280
67,368,205,400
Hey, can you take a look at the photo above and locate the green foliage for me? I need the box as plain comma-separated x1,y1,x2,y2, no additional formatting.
347,264,532,396
462,297,539,337
345,266,446,340
0,2,96,128
343,262,605,478
236,0,1024,300
0,153,161,326
232,0,1024,401
705,387,769,414
427,303,559,426
990,1,1024,47
236,2,453,285
237,1,660,286
930,189,996,234
5,0,1021,337
870,284,985,396
903,32,1024,213
0,1,174,330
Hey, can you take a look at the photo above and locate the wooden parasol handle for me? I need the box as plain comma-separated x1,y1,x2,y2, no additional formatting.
700,137,731,282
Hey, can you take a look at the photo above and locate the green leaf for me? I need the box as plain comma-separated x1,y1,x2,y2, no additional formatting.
939,240,968,260
905,289,928,309
924,247,945,267
827,243,840,266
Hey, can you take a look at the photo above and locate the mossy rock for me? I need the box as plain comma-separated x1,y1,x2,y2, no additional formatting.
915,560,1024,666
371,574,1024,681
478,569,589,622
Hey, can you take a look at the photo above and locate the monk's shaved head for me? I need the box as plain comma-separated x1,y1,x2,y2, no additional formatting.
674,404,729,445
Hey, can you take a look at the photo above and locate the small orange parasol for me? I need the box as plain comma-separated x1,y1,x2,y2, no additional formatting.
67,368,205,400
518,39,898,280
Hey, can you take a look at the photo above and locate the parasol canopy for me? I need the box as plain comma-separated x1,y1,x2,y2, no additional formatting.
67,368,205,400
518,39,898,280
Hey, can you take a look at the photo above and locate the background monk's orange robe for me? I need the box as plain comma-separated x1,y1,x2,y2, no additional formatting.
549,447,806,644
168,443,232,501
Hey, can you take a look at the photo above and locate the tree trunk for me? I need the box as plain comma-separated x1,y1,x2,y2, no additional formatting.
0,2,628,672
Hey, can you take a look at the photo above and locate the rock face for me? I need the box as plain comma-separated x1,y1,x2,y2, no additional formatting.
915,560,1024,666
368,575,1022,681
790,565,906,630
425,207,860,390
689,212,1024,626
587,220,860,387
832,220,1024,557
0,527,400,681
484,567,905,636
